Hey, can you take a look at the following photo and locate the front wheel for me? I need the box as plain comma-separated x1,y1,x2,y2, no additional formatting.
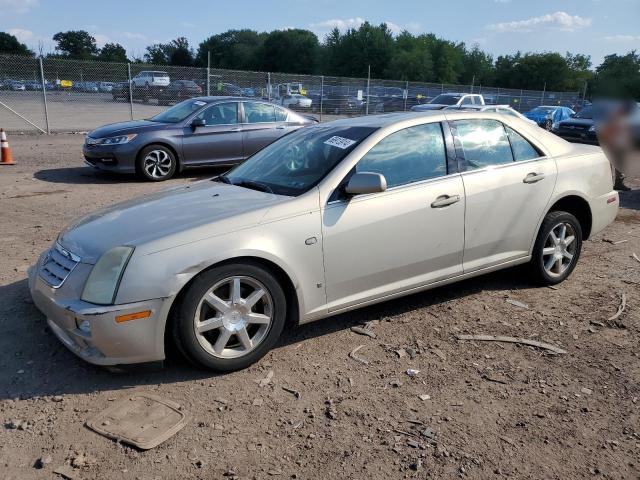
136,145,177,181
529,211,583,285
174,263,287,371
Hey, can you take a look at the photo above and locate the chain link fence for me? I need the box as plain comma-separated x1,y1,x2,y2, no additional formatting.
0,53,583,134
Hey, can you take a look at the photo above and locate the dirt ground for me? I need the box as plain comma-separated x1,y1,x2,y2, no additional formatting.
0,134,639,480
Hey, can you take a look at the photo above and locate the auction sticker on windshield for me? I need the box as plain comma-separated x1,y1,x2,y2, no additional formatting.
324,136,356,149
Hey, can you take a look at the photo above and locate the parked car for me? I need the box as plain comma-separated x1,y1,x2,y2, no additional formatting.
82,97,317,181
99,82,115,93
523,106,574,130
158,80,203,105
24,81,42,91
411,93,485,111
6,80,26,91
131,71,170,88
278,93,312,109
211,82,243,96
33,111,618,371
111,81,130,101
241,87,257,97
444,104,537,126
552,106,597,144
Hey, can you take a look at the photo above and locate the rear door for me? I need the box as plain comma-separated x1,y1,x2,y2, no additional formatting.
181,102,243,166
450,118,557,272
241,102,281,157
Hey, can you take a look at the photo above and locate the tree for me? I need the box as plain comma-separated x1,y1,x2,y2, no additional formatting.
0,32,34,56
385,32,433,81
52,30,98,59
592,51,640,99
461,45,494,86
169,37,194,66
195,29,265,69
98,43,128,62
259,29,319,74
144,43,172,64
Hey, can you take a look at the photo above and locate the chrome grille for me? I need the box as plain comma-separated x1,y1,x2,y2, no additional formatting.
39,243,80,288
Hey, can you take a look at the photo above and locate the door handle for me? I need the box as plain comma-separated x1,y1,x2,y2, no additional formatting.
276,125,286,129
229,127,242,132
523,172,545,183
431,194,461,208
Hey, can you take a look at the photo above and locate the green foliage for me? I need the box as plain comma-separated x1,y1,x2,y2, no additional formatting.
259,29,319,74
52,30,98,59
195,30,266,69
144,37,194,66
592,51,640,99
0,32,34,56
98,43,128,63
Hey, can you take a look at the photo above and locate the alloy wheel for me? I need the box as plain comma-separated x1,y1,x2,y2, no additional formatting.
143,150,172,179
193,276,273,359
542,222,577,278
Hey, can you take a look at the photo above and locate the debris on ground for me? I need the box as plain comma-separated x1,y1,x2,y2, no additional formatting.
350,325,376,338
282,386,301,399
418,394,431,401
257,370,274,388
85,394,187,450
406,368,420,377
506,299,529,309
581,387,593,395
53,465,78,480
34,455,52,469
603,238,628,245
348,345,370,365
632,253,640,263
606,292,627,326
456,334,568,355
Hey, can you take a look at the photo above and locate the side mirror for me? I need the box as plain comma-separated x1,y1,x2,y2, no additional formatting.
345,172,387,195
191,118,206,129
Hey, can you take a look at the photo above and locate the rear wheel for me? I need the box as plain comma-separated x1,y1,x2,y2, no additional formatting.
174,263,287,372
136,145,177,181
529,211,582,285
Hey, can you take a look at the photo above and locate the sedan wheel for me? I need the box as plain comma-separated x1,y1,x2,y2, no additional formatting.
193,276,273,359
174,263,287,371
530,211,582,285
137,145,177,181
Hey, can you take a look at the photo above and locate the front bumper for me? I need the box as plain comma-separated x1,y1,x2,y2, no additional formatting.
82,142,138,174
28,257,170,366
554,130,598,145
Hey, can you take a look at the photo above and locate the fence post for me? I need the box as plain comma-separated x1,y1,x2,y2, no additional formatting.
38,57,50,134
267,72,271,101
518,89,523,112
541,81,546,105
206,51,211,96
127,63,134,120
319,75,324,122
365,65,370,115
404,80,408,111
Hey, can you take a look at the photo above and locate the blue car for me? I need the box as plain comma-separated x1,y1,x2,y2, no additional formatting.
523,106,575,130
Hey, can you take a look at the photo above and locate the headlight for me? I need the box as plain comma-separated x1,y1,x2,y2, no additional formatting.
589,125,596,133
551,122,559,131
96,134,137,145
81,246,134,305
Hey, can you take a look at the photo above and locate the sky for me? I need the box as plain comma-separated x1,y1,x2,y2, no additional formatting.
1,0,639,67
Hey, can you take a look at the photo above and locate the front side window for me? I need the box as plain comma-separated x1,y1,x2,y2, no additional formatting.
149,99,207,123
275,106,288,122
244,102,276,123
506,126,540,161
453,119,513,169
194,103,238,126
223,125,377,196
356,123,447,188
461,97,474,105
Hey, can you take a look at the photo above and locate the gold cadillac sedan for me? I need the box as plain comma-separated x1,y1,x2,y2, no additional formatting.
29,111,619,371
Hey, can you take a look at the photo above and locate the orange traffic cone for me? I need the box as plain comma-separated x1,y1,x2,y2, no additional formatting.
1,129,15,165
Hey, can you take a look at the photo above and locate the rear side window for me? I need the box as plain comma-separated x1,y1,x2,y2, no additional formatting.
244,102,276,123
275,106,288,122
356,123,447,188
506,126,540,161
461,96,474,105
453,119,513,169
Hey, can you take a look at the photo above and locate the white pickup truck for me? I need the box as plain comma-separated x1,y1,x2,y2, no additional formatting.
131,71,171,88
411,93,484,111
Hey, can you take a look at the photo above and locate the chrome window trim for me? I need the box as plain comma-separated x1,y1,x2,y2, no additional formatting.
458,155,549,177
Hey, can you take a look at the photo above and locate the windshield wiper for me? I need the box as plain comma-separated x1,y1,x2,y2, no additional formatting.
232,179,274,194
213,174,232,184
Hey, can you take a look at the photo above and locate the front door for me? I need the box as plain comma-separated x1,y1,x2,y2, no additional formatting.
241,102,282,158
321,122,465,311
450,119,557,272
181,102,243,166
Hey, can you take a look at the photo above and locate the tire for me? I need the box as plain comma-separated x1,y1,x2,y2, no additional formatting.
529,211,583,285
173,263,287,372
136,145,177,181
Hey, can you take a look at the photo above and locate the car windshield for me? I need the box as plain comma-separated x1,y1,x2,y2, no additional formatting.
148,99,206,123
574,107,593,119
221,125,378,196
430,94,462,105
529,107,555,114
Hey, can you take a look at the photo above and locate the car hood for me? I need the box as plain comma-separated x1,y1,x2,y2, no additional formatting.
59,181,288,263
412,104,447,111
88,119,171,138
